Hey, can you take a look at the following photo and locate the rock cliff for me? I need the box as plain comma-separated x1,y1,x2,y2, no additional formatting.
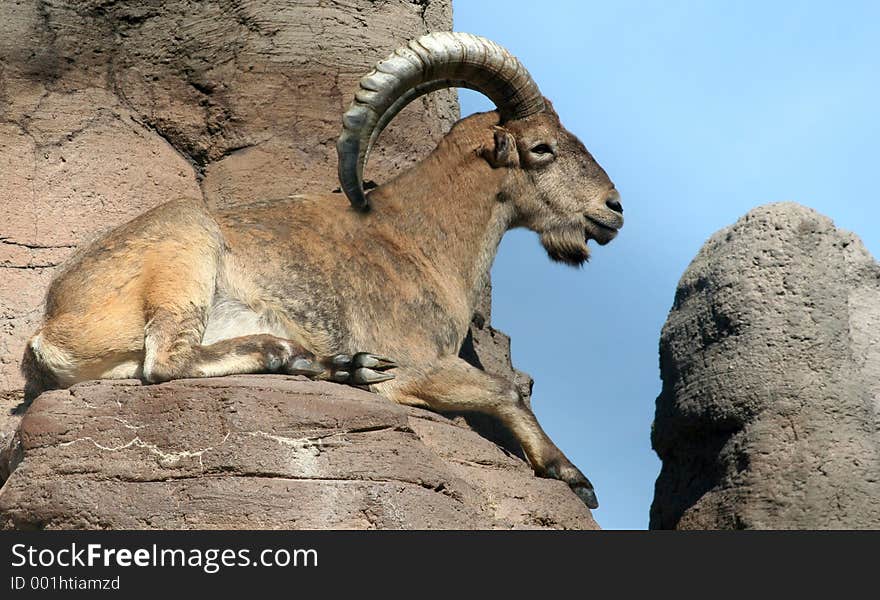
1,376,596,529
651,203,880,529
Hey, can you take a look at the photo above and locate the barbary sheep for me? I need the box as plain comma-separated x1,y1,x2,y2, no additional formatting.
23,32,623,509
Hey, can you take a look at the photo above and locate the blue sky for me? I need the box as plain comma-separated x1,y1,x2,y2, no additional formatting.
455,1,879,529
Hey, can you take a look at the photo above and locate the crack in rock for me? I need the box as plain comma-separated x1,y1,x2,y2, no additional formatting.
58,431,230,468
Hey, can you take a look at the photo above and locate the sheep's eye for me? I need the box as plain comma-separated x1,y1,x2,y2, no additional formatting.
531,143,554,155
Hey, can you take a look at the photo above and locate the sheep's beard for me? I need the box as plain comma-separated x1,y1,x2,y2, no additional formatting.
540,227,590,266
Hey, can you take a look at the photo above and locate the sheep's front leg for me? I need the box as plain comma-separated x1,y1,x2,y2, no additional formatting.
388,357,598,509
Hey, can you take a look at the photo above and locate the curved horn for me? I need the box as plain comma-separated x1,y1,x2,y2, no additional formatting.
337,32,545,211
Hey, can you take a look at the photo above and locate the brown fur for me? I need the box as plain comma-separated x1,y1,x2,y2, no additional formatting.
24,105,622,508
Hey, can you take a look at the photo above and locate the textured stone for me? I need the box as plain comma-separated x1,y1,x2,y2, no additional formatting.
0,377,597,530
651,202,880,529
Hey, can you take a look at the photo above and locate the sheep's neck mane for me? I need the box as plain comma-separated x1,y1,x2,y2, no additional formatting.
368,113,514,313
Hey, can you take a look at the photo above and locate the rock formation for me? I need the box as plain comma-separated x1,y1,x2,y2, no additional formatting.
651,203,880,529
0,376,596,529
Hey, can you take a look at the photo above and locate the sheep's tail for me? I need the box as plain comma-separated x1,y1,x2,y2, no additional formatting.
21,333,59,403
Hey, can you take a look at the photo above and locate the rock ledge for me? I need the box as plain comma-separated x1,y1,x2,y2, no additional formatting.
1,376,597,530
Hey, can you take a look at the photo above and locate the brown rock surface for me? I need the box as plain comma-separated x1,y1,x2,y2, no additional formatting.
0,376,597,530
651,203,880,529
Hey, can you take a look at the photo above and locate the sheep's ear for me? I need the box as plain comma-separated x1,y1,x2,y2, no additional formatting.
480,127,520,169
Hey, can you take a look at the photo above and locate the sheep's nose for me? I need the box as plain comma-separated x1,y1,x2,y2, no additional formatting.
605,191,623,215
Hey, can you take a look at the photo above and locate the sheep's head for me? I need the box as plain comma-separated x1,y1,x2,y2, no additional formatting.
337,31,621,267
486,103,622,266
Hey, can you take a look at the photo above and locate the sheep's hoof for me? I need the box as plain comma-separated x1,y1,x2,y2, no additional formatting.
570,481,599,510
327,352,397,386
352,353,397,370
352,367,396,385
540,458,599,509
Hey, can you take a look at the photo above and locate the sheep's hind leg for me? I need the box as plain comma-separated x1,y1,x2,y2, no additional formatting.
145,320,397,385
137,231,396,385
387,356,598,509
